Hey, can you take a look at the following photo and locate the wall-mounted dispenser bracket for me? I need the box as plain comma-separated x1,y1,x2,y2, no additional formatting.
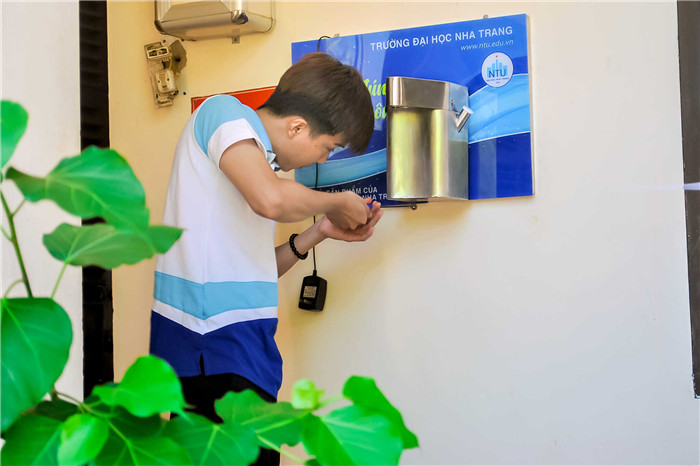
144,40,186,108
386,76,473,201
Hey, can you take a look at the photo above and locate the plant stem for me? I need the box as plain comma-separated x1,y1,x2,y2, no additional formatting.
11,199,25,217
3,279,24,298
51,262,68,299
56,390,82,405
1,190,32,297
259,437,306,464
318,394,344,409
256,416,304,435
0,198,23,242
56,391,112,420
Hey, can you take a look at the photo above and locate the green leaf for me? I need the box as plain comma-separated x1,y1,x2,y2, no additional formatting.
5,146,150,228
301,407,403,466
215,390,305,449
342,376,419,449
43,223,182,269
58,414,109,466
0,415,62,465
1,100,28,170
34,399,79,422
94,434,192,466
84,398,165,438
291,379,325,410
1,298,72,432
92,355,186,418
163,413,259,466
86,402,182,466
106,407,164,439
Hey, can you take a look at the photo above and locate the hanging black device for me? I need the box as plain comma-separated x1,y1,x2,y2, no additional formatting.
299,270,326,311
299,152,327,311
297,35,334,312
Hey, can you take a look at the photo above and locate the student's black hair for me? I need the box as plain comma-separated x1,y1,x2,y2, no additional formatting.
259,52,374,154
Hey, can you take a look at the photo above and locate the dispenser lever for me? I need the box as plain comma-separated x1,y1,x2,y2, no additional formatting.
455,105,474,132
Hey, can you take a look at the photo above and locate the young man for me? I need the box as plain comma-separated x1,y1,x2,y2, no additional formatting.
149,52,382,456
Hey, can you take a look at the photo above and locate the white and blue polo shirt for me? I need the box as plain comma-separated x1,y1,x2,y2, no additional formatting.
150,95,282,398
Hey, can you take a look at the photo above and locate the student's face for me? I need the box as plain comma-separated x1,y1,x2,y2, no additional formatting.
275,119,345,171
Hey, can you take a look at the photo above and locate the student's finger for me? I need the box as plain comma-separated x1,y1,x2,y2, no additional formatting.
367,206,383,226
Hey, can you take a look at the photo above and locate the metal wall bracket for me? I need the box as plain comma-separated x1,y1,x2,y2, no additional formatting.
144,40,186,108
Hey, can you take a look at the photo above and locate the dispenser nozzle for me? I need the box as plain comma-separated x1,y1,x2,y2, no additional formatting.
455,106,474,132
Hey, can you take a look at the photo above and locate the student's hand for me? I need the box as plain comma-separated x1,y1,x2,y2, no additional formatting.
319,200,382,242
325,191,371,230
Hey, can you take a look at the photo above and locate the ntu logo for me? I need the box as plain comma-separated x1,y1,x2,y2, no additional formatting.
481,52,513,88
488,59,508,78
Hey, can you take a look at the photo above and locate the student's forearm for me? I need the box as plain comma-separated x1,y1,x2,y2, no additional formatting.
276,201,383,277
264,179,342,223
276,221,326,277
219,141,368,228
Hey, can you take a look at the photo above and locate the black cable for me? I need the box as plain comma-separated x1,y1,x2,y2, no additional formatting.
311,36,330,274
317,35,331,52
312,162,320,273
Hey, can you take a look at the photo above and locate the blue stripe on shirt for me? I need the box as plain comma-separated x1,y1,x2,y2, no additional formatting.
154,271,278,319
194,94,273,157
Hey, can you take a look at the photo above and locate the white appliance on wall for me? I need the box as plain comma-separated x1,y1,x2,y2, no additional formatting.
154,0,274,42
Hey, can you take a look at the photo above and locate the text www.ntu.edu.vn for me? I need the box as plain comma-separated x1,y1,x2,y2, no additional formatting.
462,39,514,51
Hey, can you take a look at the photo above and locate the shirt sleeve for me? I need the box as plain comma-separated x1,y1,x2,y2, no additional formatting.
193,95,267,168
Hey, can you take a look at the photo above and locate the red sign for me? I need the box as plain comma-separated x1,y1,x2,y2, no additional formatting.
191,86,276,113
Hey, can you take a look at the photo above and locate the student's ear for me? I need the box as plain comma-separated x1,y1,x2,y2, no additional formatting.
288,117,308,139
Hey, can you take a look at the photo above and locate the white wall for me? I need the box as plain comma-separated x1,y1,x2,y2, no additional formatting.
108,1,699,464
1,1,82,400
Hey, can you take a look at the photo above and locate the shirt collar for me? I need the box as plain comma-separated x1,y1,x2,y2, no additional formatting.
266,151,280,171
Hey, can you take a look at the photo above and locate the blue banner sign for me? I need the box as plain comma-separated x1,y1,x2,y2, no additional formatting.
293,14,533,204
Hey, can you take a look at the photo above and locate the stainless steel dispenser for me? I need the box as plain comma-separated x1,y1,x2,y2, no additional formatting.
386,76,473,201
